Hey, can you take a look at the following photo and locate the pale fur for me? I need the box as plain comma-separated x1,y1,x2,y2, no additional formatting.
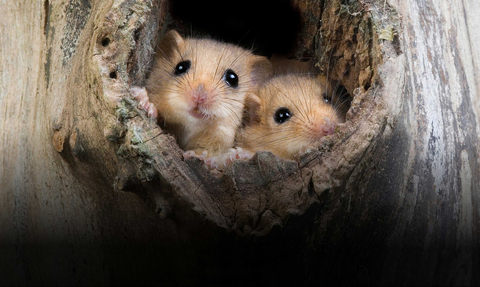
237,74,340,160
146,30,272,156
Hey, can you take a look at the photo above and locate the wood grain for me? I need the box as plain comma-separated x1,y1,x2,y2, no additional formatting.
0,0,478,285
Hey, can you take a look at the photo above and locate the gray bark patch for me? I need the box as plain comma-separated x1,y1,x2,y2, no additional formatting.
61,0,91,66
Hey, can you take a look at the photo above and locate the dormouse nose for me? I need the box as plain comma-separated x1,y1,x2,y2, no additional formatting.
192,84,207,104
321,118,336,135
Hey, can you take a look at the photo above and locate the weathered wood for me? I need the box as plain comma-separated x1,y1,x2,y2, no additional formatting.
0,0,479,285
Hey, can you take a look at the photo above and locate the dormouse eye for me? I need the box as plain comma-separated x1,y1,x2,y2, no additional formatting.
322,92,332,104
174,60,191,75
274,107,292,124
224,69,239,88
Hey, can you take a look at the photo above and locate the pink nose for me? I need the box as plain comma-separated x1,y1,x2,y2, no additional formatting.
322,120,335,135
192,84,207,104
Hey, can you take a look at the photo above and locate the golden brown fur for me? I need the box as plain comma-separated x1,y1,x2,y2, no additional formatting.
237,74,340,160
146,30,272,156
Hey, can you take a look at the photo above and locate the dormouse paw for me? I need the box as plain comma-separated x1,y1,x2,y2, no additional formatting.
204,147,254,170
204,157,220,169
130,86,158,119
183,150,208,160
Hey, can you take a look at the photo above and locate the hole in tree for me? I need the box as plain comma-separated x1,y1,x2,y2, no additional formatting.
364,82,371,91
102,37,110,47
166,0,354,118
168,0,300,57
140,0,367,162
109,71,117,79
134,29,141,42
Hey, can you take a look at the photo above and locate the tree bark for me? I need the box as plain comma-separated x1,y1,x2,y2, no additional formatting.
0,0,478,285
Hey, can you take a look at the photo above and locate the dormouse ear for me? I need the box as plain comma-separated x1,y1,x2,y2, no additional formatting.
156,30,185,59
248,55,273,86
243,93,262,126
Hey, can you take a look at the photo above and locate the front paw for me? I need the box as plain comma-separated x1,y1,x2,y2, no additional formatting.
131,86,158,119
183,150,208,160
204,147,254,169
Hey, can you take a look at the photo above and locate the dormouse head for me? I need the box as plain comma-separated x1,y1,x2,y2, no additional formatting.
147,30,272,123
244,75,340,159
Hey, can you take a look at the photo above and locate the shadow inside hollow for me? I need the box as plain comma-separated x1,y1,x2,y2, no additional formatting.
169,0,301,57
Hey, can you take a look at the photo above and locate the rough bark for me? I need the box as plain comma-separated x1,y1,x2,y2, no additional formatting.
0,0,478,285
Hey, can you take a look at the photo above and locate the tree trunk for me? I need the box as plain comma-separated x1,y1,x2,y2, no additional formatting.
1,0,478,285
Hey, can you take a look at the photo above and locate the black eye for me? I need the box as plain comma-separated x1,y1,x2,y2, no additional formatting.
322,92,332,104
274,107,292,124
174,60,191,75
224,69,238,88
